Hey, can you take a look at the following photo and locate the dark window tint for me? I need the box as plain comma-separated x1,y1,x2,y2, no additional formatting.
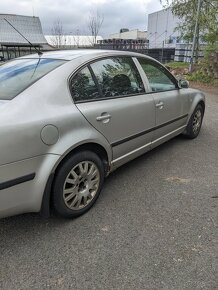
138,58,177,92
90,57,145,98
70,66,100,102
0,58,66,100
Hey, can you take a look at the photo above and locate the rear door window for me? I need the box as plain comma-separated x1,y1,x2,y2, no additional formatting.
70,66,100,102
90,57,145,98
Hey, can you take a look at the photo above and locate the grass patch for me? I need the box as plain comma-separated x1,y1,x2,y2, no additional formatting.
186,71,218,85
165,62,189,69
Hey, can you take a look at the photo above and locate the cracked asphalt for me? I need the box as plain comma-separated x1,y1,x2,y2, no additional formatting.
0,91,217,290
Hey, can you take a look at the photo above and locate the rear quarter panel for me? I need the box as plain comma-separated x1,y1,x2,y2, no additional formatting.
0,59,112,167
0,59,113,217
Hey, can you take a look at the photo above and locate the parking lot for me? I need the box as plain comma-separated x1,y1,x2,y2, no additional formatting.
0,90,217,290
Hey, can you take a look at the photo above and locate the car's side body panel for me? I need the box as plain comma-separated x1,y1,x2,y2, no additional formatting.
185,88,205,119
76,93,155,166
151,89,188,148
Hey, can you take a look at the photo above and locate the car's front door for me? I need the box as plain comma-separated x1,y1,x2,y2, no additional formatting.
137,58,189,147
70,56,155,167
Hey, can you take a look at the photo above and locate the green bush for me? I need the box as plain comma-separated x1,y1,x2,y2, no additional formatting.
187,70,218,85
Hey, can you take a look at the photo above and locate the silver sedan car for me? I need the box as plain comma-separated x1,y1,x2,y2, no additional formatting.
0,50,205,219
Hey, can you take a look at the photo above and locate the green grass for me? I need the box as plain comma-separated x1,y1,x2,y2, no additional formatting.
165,62,189,69
187,72,218,85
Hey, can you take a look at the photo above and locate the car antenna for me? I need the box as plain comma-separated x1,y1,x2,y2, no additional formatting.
4,18,43,57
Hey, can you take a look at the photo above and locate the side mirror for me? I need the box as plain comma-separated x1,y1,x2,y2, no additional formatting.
178,79,189,88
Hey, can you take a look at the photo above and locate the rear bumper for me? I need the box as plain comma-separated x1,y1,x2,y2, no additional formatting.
0,154,60,219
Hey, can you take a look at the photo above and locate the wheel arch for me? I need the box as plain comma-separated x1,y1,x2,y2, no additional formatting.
198,100,205,114
183,95,205,139
54,142,110,176
40,142,110,217
187,91,205,124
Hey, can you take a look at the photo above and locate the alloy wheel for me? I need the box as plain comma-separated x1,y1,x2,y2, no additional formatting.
192,109,202,135
63,161,100,210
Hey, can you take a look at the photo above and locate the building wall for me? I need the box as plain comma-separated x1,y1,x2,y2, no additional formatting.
147,8,206,62
109,29,147,40
137,31,147,39
147,8,182,49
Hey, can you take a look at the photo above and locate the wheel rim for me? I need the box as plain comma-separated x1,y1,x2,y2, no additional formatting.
63,161,100,210
192,109,202,135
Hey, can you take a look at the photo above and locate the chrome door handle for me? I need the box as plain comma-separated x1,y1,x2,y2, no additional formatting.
156,101,164,109
96,114,111,121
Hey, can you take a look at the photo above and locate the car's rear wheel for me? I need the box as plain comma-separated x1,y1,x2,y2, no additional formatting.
52,151,104,218
184,104,204,139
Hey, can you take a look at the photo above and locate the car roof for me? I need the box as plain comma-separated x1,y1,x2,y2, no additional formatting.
19,49,154,61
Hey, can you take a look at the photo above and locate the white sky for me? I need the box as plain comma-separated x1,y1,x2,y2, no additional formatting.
0,0,163,37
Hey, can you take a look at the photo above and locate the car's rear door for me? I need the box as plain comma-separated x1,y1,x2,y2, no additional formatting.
70,56,155,167
137,58,189,147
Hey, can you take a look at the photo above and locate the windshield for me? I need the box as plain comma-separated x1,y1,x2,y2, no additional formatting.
0,58,67,100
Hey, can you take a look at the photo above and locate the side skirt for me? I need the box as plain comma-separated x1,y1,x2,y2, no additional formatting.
111,125,186,169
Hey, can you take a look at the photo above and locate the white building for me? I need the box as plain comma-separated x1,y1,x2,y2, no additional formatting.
109,29,147,40
147,8,204,62
97,29,148,51
147,8,182,49
45,35,103,48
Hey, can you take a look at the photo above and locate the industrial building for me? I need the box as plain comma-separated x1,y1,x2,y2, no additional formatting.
96,29,149,52
147,8,181,49
0,14,49,60
97,10,198,63
147,8,204,62
109,29,147,41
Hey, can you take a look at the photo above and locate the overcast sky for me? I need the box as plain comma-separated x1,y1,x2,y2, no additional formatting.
0,0,163,37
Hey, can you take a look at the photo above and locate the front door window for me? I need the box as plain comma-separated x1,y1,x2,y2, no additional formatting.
138,58,177,92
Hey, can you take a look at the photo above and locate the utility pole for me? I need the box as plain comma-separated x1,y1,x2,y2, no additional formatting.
189,0,202,73
161,40,164,63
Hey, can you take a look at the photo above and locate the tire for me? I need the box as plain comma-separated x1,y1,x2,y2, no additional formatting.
52,150,104,218
184,104,204,139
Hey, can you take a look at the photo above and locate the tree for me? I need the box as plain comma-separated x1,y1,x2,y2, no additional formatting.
72,29,80,47
50,19,66,48
163,0,218,61
87,10,104,45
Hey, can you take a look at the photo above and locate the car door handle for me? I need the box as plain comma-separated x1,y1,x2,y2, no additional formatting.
96,114,111,121
156,101,164,109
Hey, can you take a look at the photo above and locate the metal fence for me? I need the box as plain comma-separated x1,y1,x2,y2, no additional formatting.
95,41,175,63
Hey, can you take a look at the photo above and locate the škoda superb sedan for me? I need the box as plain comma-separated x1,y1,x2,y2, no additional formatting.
0,50,205,218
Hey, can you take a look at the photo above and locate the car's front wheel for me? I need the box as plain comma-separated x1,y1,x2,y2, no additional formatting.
184,104,204,139
52,151,104,218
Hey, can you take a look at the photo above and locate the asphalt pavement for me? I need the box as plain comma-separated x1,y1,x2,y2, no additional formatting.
0,91,217,290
